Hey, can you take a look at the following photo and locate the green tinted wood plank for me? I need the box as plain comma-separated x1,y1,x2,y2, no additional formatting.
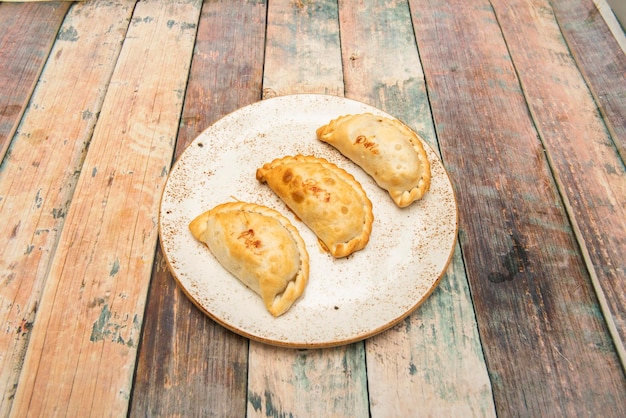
409,0,626,415
248,344,368,417
129,1,267,415
10,1,201,416
0,1,133,415
338,0,496,415
261,0,344,98
247,1,369,417
0,1,70,161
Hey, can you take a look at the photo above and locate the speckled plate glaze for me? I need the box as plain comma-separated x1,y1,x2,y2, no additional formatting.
159,94,457,348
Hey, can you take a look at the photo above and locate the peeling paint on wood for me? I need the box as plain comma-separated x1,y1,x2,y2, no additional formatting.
492,0,626,359
0,1,132,415
409,0,626,415
248,344,368,417
0,2,70,161
130,1,266,416
8,0,202,416
90,304,140,348
263,0,343,97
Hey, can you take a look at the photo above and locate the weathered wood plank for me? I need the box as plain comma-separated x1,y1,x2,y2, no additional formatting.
0,1,134,415
409,0,626,415
249,344,368,417
593,0,626,52
260,0,344,99
494,0,626,369
129,1,267,416
0,1,70,160
551,0,626,163
131,253,250,417
9,1,201,416
247,1,369,417
366,256,495,417
338,1,496,415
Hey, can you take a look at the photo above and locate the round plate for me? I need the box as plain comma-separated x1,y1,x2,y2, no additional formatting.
159,94,457,348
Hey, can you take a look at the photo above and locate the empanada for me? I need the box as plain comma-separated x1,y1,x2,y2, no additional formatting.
189,201,309,317
316,113,431,207
256,155,373,258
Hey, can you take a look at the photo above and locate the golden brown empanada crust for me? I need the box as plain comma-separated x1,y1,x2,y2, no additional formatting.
256,154,373,258
316,113,431,207
189,201,309,317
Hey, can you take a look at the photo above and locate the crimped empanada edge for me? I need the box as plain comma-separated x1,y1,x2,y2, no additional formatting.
317,113,433,207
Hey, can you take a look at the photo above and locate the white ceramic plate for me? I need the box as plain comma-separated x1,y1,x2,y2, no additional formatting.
159,94,457,348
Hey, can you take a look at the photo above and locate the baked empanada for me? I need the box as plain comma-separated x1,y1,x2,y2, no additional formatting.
316,113,431,208
189,201,309,317
256,155,373,258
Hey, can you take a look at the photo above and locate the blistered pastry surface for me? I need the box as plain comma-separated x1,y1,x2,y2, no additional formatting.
159,94,457,347
188,202,309,317
316,113,431,207
256,154,373,258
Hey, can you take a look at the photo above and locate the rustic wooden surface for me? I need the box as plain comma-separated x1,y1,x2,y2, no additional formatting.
0,1,70,160
0,0,624,416
552,0,626,162
410,0,626,415
6,0,200,416
0,2,70,409
495,0,626,373
0,1,133,414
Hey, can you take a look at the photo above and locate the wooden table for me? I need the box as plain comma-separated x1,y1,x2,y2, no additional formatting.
1,0,625,416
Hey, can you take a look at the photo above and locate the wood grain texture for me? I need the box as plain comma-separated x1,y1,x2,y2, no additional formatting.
493,0,626,370
409,0,626,415
261,0,344,98
248,344,369,417
8,0,201,416
339,0,434,144
0,1,70,161
247,1,368,417
338,1,496,415
551,0,626,163
593,0,626,52
131,253,250,417
366,257,495,417
129,1,267,416
0,1,133,415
